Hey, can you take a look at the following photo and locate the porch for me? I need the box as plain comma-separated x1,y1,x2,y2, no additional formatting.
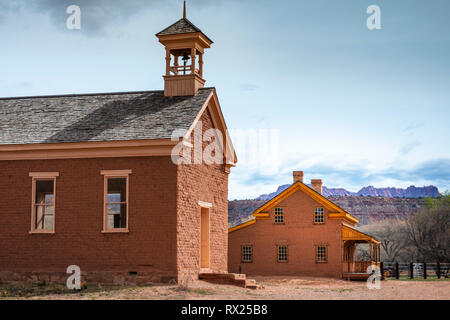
342,225,381,280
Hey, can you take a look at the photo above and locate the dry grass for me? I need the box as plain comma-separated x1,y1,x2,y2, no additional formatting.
0,276,449,300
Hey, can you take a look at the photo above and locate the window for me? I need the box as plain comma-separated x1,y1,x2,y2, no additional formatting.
274,207,284,224
314,207,324,224
241,245,253,263
101,170,131,232
316,245,328,263
277,245,288,263
30,172,58,233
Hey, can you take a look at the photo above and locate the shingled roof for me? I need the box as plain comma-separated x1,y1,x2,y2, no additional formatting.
156,18,213,43
0,88,214,145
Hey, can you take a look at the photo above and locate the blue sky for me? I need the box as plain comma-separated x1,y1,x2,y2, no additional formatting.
0,0,449,199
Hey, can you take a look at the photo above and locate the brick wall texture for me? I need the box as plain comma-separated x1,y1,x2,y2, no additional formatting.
0,108,229,284
229,188,350,278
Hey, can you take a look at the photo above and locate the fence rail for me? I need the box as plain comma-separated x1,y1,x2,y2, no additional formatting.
381,262,450,279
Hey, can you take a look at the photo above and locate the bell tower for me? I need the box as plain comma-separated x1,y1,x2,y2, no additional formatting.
156,1,213,97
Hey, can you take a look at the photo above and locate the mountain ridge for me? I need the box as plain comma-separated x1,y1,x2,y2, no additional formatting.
255,184,440,201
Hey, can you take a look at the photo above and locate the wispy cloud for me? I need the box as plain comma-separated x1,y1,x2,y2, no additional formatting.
238,83,259,92
403,122,423,133
399,140,421,155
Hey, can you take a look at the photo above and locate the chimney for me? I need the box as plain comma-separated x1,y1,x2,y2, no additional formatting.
311,179,323,194
293,171,304,184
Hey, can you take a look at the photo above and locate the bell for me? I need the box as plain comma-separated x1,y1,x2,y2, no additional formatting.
182,52,191,62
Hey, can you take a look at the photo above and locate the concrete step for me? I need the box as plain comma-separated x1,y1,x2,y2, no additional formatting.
244,279,263,290
199,273,246,281
198,273,261,290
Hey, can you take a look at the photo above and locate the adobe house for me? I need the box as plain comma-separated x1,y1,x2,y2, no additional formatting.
0,4,237,284
228,171,381,280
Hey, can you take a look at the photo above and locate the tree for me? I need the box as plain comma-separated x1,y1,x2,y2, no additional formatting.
404,193,450,262
358,220,408,261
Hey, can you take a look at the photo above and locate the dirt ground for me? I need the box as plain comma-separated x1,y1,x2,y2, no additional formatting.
1,276,449,300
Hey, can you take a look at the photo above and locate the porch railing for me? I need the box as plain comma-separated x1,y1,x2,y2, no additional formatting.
343,261,380,273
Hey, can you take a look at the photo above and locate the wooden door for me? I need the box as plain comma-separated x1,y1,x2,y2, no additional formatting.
200,207,210,269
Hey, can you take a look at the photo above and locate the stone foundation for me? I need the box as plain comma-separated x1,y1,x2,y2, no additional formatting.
0,271,177,286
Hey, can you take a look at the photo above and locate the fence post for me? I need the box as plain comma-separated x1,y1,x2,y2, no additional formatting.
380,262,384,280
437,262,441,279
395,262,399,279
410,262,414,279
423,262,427,279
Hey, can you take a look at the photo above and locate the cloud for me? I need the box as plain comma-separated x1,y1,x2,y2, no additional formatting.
0,0,226,35
238,83,259,92
388,158,450,183
33,0,162,35
234,157,450,195
0,1,22,22
402,122,423,133
399,140,421,155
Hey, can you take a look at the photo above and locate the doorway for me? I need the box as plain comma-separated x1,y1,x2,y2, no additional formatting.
200,207,210,269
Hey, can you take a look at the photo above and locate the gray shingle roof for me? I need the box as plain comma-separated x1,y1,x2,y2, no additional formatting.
156,18,213,43
0,88,214,145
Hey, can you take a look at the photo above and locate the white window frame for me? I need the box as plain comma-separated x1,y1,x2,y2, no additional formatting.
29,172,59,234
101,170,131,233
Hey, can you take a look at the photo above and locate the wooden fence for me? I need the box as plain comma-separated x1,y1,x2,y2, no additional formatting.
381,262,450,279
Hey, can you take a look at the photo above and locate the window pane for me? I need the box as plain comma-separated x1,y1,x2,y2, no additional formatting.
242,246,252,262
317,246,327,262
107,178,126,203
315,208,324,223
35,180,54,204
278,246,288,262
274,208,284,223
44,211,54,230
34,205,54,231
35,205,45,229
107,192,122,203
107,203,127,229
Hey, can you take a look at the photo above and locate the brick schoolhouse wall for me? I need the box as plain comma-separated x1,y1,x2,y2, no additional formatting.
229,190,343,278
176,107,229,283
0,156,178,281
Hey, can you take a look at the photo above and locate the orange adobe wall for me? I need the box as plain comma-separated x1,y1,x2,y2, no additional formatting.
176,107,230,283
229,187,351,278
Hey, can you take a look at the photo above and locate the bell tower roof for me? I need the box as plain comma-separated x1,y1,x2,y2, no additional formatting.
156,1,213,44
156,18,212,43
